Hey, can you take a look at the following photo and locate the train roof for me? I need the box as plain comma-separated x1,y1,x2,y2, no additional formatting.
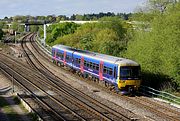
52,44,139,66
53,44,75,53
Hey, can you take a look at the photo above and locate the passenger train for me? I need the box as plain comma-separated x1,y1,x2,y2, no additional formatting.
52,44,141,93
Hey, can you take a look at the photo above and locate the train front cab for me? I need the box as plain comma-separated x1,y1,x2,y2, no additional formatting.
117,64,141,93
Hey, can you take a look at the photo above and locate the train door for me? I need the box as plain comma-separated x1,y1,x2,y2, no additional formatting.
72,52,74,68
99,61,104,81
54,49,57,58
54,49,57,64
63,51,66,65
80,57,84,73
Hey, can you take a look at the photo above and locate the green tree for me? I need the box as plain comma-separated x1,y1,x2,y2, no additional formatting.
75,14,84,21
93,29,120,55
11,22,19,31
148,0,176,13
45,22,79,44
56,16,61,23
30,25,39,32
18,25,25,32
125,2,180,90
0,29,4,40
53,17,129,57
0,21,6,29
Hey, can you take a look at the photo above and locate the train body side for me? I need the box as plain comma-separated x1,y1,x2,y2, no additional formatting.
52,45,141,92
73,52,118,86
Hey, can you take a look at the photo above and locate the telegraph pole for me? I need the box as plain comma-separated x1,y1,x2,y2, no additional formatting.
14,31,17,44
43,24,46,46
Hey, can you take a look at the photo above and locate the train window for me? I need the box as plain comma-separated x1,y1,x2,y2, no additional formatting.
93,63,96,70
56,52,60,58
109,68,113,75
84,60,87,66
78,59,81,64
96,64,99,71
87,62,90,67
103,66,107,74
90,62,93,69
75,58,78,64
66,55,70,60
54,51,56,56
56,52,63,59
61,53,63,59
52,50,55,56
114,67,116,78
69,56,72,62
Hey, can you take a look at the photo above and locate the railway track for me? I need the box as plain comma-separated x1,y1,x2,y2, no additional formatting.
132,96,180,120
125,95,180,121
0,54,67,121
29,33,180,121
20,33,136,120
1,51,104,121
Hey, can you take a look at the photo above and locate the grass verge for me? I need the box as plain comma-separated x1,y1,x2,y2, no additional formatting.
0,96,20,121
0,96,33,121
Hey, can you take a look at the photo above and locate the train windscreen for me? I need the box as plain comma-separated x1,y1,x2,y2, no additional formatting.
120,66,141,80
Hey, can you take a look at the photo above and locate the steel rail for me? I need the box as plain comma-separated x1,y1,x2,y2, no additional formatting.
28,34,134,121
0,59,66,121
21,34,115,121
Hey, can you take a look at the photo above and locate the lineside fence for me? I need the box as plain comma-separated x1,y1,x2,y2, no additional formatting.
35,36,180,106
139,85,180,105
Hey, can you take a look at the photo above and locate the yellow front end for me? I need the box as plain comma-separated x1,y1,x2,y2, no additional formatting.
117,64,141,91
118,79,141,91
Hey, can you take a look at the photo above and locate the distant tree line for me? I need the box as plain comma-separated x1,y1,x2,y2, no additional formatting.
0,12,131,34
70,12,131,21
0,12,132,24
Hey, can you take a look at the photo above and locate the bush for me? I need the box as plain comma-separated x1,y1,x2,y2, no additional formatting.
0,29,3,40
125,3,180,90
53,17,130,57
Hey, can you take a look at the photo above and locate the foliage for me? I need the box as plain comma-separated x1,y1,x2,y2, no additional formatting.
0,21,7,29
45,22,80,44
94,29,123,56
53,17,129,57
0,28,3,40
0,96,21,121
0,12,132,24
18,25,25,32
30,25,39,32
125,3,180,90
148,0,177,13
10,22,19,31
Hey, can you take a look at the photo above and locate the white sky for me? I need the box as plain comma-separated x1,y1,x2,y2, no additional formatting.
0,0,147,19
